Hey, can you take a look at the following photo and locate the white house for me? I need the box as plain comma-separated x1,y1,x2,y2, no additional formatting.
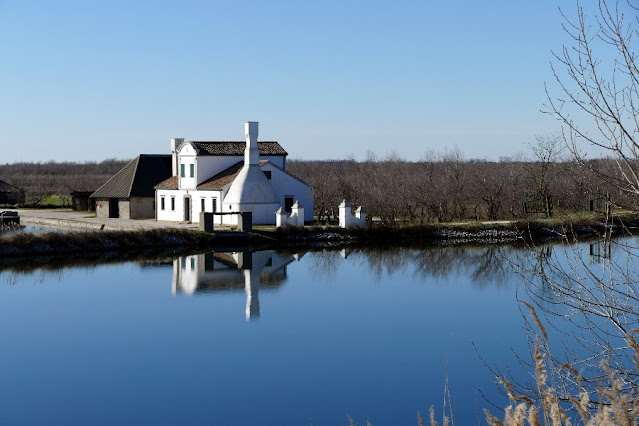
155,122,313,225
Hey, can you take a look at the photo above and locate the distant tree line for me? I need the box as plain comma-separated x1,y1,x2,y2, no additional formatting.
1,138,635,221
288,143,637,223
0,159,130,205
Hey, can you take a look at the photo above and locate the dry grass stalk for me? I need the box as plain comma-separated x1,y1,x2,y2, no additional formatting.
523,301,548,342
503,404,528,425
483,408,504,426
485,329,639,426
527,405,540,425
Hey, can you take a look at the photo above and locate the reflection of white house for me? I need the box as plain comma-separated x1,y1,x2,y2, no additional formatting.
172,251,296,320
155,122,313,225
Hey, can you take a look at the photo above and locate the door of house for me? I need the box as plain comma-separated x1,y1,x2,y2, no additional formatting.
184,197,190,222
284,196,294,213
109,198,119,218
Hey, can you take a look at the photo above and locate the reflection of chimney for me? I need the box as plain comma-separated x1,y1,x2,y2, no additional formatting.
170,138,184,176
245,268,260,321
238,251,253,270
244,121,259,166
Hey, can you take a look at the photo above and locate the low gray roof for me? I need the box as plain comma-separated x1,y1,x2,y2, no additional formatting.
190,141,287,156
91,155,172,199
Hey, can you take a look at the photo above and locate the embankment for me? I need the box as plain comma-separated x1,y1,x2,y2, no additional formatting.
1,214,635,265
0,228,262,258
265,215,637,248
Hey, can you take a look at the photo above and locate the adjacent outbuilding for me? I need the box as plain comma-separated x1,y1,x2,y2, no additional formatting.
91,154,172,219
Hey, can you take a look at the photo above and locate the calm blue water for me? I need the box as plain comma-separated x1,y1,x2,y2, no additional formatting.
0,240,627,425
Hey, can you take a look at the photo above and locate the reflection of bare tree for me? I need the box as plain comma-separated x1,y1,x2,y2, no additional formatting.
504,236,639,408
351,248,410,280
306,250,342,281
1,268,73,286
308,245,523,287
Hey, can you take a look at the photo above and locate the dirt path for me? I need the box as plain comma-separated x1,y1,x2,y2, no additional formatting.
13,209,221,232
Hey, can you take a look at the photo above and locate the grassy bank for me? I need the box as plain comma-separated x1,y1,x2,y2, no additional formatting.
0,228,260,257
264,211,637,248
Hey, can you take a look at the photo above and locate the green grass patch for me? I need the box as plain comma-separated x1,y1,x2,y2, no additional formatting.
41,195,66,206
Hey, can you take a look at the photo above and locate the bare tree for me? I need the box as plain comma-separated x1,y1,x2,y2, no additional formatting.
546,0,639,195
488,0,639,418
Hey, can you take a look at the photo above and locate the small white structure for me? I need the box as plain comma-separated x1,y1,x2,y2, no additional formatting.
276,200,305,227
338,200,367,229
155,122,313,225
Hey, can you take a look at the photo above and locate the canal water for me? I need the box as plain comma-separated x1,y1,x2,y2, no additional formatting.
0,239,628,425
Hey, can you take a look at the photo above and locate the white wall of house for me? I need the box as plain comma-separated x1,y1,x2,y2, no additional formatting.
262,163,314,222
262,155,285,169
196,156,243,185
221,200,280,225
157,189,223,224
178,144,197,190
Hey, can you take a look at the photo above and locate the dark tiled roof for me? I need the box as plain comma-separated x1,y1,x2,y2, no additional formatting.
196,160,269,190
155,175,178,190
91,155,172,198
191,141,287,156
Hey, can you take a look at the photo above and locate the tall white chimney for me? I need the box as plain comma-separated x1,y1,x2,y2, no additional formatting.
245,121,259,165
170,138,184,176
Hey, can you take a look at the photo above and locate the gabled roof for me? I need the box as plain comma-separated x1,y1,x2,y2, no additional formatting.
196,161,245,190
0,179,23,193
196,160,270,191
91,155,172,198
260,160,311,187
189,141,287,156
155,159,311,192
155,175,178,190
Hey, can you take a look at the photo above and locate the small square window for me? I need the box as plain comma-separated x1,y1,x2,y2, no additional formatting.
263,171,272,180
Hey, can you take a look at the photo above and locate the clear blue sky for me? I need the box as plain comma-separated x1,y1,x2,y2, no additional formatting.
0,0,578,163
